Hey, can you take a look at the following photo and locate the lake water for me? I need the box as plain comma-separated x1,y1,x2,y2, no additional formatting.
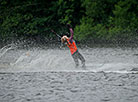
0,44,138,102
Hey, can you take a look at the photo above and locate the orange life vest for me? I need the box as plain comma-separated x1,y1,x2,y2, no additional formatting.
66,38,78,55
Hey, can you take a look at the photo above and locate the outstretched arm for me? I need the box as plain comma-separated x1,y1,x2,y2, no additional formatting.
69,28,74,43
66,24,74,43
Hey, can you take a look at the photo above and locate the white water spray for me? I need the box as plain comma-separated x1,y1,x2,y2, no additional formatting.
0,44,138,73
0,44,17,58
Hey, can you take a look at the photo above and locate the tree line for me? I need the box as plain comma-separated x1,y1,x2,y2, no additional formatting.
0,0,138,44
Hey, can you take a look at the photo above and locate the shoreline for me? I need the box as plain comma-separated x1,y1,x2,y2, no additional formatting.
1,36,138,49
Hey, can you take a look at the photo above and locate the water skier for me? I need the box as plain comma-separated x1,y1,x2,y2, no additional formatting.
61,24,86,68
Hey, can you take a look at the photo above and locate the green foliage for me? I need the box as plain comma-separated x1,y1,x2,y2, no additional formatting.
111,0,138,29
0,0,84,41
0,0,138,43
74,17,108,41
57,0,84,26
74,0,138,42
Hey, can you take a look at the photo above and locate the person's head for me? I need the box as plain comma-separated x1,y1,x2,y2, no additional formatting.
61,35,68,44
66,24,71,29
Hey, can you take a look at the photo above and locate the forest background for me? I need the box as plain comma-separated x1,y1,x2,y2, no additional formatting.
0,0,138,45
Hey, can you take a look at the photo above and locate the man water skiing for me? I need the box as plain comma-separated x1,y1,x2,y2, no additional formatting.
61,24,86,68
